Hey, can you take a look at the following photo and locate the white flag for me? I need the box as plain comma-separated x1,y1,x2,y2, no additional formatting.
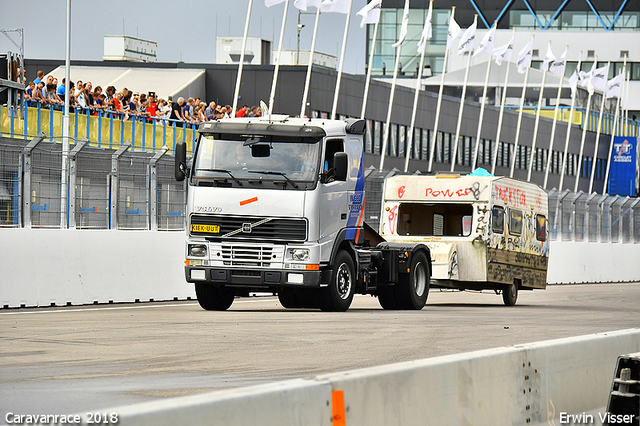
447,14,462,51
516,40,533,74
265,0,286,7
294,0,321,10
569,69,580,96
392,0,410,48
549,47,567,77
581,61,597,95
417,1,433,54
357,0,382,28
472,25,496,58
605,73,624,99
542,43,556,72
493,35,514,66
591,63,610,93
457,20,476,56
320,0,350,14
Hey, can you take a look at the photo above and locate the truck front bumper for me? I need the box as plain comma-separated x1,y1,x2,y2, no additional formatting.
185,266,322,288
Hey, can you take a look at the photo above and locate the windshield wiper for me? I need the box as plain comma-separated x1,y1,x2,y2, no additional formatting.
248,170,299,188
196,168,243,186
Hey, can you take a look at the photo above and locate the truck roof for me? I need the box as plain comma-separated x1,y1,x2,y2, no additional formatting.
197,117,365,139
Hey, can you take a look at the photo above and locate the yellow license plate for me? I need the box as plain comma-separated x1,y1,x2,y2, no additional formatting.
190,224,220,233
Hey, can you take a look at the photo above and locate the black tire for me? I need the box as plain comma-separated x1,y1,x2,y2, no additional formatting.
319,250,355,312
377,286,400,310
395,251,430,310
502,283,518,306
278,289,302,309
195,283,235,311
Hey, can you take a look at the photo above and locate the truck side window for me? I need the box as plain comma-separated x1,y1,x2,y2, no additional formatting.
509,209,523,236
536,214,547,241
323,139,344,183
492,207,504,234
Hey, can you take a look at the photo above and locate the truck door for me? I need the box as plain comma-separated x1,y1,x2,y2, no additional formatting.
320,138,349,242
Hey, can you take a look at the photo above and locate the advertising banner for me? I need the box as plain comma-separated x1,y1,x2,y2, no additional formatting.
608,136,637,196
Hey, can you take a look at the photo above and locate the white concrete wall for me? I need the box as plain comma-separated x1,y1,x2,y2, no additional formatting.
0,230,638,308
547,241,640,284
0,229,193,308
76,329,640,426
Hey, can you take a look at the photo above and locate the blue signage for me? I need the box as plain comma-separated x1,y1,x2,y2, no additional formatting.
608,137,637,196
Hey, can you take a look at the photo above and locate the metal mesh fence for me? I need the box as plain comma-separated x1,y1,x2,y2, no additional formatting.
117,153,150,230
157,160,185,231
30,142,62,228
0,140,21,227
74,150,110,229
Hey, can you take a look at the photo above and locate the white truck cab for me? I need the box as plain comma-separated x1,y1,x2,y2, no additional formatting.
380,174,549,305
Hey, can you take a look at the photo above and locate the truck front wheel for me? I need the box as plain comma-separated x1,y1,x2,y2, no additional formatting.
396,251,430,310
319,250,355,312
195,283,235,311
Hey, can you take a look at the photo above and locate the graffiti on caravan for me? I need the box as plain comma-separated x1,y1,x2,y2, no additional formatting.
495,186,527,208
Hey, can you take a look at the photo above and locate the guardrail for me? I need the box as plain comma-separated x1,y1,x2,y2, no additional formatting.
68,329,640,426
1,104,198,154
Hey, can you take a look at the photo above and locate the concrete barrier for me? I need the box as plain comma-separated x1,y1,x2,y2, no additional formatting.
70,329,640,426
0,229,193,308
1,230,639,308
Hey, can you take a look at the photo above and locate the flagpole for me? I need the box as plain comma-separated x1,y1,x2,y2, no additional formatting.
471,23,496,171
574,56,598,193
603,59,626,195
450,15,477,172
361,19,379,119
543,46,568,190
404,33,427,172
268,0,290,116
491,28,516,175
509,35,534,178
300,7,321,117
379,42,403,170
527,41,552,182
428,6,456,172
331,0,353,120
232,0,254,117
588,60,611,193
559,53,583,191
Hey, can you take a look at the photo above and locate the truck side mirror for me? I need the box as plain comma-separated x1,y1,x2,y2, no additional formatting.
175,141,187,181
333,152,348,182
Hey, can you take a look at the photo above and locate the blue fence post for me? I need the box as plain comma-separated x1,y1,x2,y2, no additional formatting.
37,103,41,135
163,119,167,149
10,107,14,137
109,113,114,150
152,118,156,151
98,110,103,148
142,116,146,151
86,107,90,140
49,105,54,142
120,115,125,149
172,121,177,152
74,107,79,143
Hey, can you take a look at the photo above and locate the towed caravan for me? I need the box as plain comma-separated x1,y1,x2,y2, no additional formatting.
380,174,549,305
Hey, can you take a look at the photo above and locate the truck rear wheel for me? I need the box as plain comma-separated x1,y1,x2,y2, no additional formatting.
195,283,235,311
396,251,430,310
319,250,355,312
502,283,518,306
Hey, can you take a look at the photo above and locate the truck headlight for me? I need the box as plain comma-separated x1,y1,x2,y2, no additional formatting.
289,248,310,261
188,244,207,257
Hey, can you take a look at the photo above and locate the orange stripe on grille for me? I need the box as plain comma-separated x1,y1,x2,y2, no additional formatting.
239,197,258,206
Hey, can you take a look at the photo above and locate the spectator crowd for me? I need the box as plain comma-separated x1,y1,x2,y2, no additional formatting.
22,70,263,123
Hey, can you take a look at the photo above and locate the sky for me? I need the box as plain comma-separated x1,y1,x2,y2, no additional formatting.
1,0,368,74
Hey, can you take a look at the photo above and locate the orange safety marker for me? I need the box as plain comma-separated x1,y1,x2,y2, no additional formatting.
332,390,346,426
239,196,258,206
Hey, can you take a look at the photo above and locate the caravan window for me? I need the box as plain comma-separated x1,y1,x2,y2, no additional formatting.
509,209,523,236
492,206,504,234
397,203,473,236
536,215,547,241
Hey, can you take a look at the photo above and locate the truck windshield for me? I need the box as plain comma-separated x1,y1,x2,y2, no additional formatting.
192,135,320,185
397,203,474,237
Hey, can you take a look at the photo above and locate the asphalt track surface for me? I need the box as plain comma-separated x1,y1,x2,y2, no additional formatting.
1,283,639,418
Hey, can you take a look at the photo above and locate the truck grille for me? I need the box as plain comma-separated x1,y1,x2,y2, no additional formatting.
222,245,275,267
190,214,307,242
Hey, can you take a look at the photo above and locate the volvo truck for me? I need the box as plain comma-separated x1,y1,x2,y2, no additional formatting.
175,116,431,311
